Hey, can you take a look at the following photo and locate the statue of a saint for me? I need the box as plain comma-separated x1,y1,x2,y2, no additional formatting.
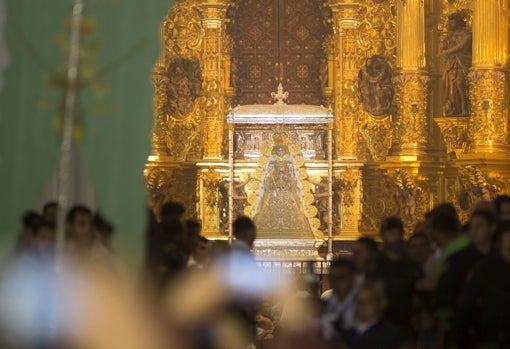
439,13,472,116
252,145,314,238
358,55,394,116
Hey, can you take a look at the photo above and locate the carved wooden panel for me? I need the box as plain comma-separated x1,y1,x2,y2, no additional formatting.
229,0,329,106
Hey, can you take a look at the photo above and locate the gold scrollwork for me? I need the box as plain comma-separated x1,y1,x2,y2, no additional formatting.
144,167,174,217
359,111,392,161
459,165,500,202
201,168,223,208
163,1,203,59
434,117,469,159
359,167,399,235
468,70,507,146
393,73,429,147
358,0,397,59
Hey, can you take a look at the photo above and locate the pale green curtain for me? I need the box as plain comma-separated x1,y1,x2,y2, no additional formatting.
0,0,173,270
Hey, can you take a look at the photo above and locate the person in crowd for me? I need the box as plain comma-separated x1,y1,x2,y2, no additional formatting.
160,201,186,224
351,236,378,284
494,194,510,220
231,216,257,255
408,228,439,349
41,201,58,226
366,217,422,335
343,281,407,349
434,206,497,345
453,219,510,348
424,203,469,274
9,211,42,259
187,235,209,269
184,219,202,256
65,205,122,281
408,228,438,278
321,258,358,342
66,205,94,247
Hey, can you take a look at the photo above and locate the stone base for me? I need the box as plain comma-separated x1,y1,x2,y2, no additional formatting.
253,239,324,261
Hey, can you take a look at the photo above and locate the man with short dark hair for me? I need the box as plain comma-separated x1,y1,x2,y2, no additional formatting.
321,258,358,340
494,194,510,220
231,216,256,253
187,235,209,269
453,220,510,347
366,217,422,333
352,236,378,280
160,201,185,224
343,281,406,349
425,203,469,275
434,207,497,343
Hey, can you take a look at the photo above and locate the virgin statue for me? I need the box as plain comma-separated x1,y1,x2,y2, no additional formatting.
251,144,314,239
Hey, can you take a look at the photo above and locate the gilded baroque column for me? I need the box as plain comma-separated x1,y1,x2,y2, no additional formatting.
328,0,362,160
467,0,508,153
392,0,429,157
199,0,231,159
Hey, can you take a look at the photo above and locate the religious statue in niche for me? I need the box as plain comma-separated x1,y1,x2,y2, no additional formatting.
358,55,394,116
252,144,314,238
166,58,202,118
439,12,472,116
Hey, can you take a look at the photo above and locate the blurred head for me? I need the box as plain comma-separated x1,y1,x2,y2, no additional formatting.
161,201,185,223
328,258,355,300
352,237,378,273
186,220,202,237
497,220,510,262
18,211,42,249
469,209,497,249
407,232,432,266
192,236,209,265
66,206,93,241
233,216,256,248
355,281,387,323
425,203,460,247
380,217,405,254
34,222,56,257
494,195,510,220
42,202,58,225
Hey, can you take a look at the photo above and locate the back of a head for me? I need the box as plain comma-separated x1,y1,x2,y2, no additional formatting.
408,232,431,246
22,211,42,232
233,216,256,239
380,216,404,235
356,236,378,255
185,219,202,236
161,201,185,221
494,195,510,214
425,202,460,236
329,257,355,273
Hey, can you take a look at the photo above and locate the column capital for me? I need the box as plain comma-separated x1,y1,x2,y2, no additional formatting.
327,0,362,21
198,0,231,28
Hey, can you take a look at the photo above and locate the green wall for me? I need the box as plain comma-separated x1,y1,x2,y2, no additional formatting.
0,0,174,271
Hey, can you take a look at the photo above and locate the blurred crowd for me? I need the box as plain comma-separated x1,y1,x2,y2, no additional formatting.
1,195,510,349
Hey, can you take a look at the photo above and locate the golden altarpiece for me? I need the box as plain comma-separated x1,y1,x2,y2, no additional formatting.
145,0,510,259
